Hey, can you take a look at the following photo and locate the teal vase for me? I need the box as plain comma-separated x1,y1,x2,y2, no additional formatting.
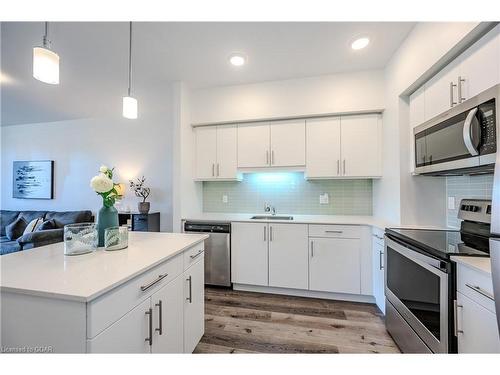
97,205,119,247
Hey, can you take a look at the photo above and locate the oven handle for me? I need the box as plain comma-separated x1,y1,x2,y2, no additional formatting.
463,107,480,156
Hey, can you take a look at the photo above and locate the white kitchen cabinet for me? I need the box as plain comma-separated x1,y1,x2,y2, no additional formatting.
270,120,306,167
340,114,382,177
231,222,269,286
268,223,309,290
183,257,205,353
409,86,425,129
372,234,385,314
305,117,341,178
309,237,361,294
237,122,270,168
456,291,500,353
195,125,239,180
151,275,184,353
459,25,500,102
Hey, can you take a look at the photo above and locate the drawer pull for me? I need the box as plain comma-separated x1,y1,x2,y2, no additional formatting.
453,300,463,336
465,283,495,301
145,308,153,346
325,230,343,234
140,273,169,292
373,234,384,240
189,250,204,260
186,276,193,303
155,300,163,335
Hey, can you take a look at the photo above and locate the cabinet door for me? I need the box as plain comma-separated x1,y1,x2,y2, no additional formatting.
183,258,205,353
151,276,184,353
309,238,361,294
231,222,268,286
268,224,308,289
216,125,238,179
270,120,306,167
237,123,270,168
457,292,500,353
195,126,217,179
409,86,425,129
87,298,151,353
340,114,382,177
372,239,385,314
424,59,460,121
305,117,341,178
459,25,500,101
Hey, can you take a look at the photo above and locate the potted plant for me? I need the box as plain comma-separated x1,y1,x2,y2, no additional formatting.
90,165,125,247
130,176,151,214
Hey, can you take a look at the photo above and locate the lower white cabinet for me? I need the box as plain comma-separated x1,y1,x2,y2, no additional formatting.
268,224,308,289
309,237,361,294
183,257,205,353
456,291,500,353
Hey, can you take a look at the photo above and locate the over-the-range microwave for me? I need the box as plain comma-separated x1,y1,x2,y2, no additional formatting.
414,84,499,176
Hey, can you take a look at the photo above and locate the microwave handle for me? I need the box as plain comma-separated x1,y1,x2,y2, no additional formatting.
463,107,480,156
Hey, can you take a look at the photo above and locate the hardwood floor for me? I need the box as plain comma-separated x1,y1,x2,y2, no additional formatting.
194,287,400,354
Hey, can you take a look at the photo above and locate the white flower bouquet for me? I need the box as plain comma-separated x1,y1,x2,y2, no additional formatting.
90,165,125,208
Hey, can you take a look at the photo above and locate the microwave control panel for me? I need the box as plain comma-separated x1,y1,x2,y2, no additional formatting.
479,99,496,155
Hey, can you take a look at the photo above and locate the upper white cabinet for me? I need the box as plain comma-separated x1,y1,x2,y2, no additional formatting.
306,114,382,179
409,86,425,129
195,125,239,180
238,120,306,168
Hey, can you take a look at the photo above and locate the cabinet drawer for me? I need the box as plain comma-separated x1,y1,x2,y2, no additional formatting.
457,263,495,313
183,242,205,271
87,254,183,339
309,224,361,239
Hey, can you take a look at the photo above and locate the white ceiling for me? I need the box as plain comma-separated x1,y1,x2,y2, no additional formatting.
0,22,415,125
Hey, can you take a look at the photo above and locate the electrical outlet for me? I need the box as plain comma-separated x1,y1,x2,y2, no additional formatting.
319,193,329,205
222,194,228,204
447,197,455,210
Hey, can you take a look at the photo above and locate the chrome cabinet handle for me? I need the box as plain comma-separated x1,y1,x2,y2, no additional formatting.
454,300,463,336
263,226,267,241
373,234,384,240
465,283,495,301
325,230,343,234
458,76,466,103
216,163,220,177
271,150,275,165
145,308,153,346
337,160,340,175
186,276,193,303
379,251,384,270
343,160,346,175
212,163,215,177
266,150,269,165
270,226,273,241
155,300,163,335
140,273,169,292
311,241,314,257
189,250,204,260
450,81,457,107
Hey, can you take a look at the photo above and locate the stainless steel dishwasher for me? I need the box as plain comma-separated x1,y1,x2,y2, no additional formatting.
183,221,231,287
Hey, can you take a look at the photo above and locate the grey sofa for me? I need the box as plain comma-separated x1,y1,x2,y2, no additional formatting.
0,210,93,255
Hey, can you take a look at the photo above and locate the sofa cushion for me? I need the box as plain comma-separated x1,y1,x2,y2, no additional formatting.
19,211,48,224
45,210,93,228
37,219,56,231
1,235,12,243
23,217,45,235
5,216,28,240
0,211,20,236
0,240,22,255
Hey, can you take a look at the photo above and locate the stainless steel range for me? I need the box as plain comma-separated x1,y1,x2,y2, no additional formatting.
384,199,491,353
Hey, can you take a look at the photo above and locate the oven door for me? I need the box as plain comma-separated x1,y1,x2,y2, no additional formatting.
385,236,449,353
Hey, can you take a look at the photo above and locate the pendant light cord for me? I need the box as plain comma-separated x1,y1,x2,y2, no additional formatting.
127,21,132,97
43,21,49,48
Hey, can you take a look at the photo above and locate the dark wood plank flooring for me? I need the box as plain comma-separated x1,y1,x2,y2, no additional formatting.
194,287,400,354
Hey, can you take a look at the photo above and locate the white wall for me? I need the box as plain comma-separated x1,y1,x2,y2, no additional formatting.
191,70,385,124
375,22,483,226
1,87,175,231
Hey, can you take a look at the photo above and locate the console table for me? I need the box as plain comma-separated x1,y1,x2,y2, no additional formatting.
119,212,160,232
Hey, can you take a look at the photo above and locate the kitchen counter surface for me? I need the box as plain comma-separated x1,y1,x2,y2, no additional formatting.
452,256,492,276
0,232,208,302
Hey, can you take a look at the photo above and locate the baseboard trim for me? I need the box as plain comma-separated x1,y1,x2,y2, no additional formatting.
232,283,376,304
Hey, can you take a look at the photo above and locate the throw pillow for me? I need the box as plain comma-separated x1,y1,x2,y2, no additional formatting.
37,219,56,231
23,217,44,235
5,217,28,240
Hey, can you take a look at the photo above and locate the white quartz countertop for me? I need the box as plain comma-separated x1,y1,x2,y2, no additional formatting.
0,232,208,302
452,256,492,276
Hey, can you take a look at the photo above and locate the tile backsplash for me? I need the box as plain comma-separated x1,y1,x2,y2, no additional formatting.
446,175,494,228
203,172,372,215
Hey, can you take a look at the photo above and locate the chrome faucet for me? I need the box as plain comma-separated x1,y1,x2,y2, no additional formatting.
264,203,277,216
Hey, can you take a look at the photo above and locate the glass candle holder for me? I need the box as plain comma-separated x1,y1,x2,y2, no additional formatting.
64,223,98,256
104,226,129,251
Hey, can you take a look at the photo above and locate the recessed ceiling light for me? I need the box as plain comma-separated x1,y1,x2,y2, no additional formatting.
351,37,370,50
229,54,246,67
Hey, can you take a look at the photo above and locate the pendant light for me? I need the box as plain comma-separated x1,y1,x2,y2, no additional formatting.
123,22,138,119
33,22,60,84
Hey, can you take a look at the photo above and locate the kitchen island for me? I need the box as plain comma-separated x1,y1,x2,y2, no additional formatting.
0,231,208,353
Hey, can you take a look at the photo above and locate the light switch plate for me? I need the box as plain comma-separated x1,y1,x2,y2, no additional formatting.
448,197,455,210
222,194,228,203
319,193,329,205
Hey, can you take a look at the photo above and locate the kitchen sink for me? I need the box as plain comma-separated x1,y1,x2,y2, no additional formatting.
250,215,294,220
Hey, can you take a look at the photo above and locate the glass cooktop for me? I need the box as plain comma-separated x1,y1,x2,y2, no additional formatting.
386,228,490,260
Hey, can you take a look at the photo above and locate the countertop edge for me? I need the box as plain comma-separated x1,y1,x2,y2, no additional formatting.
451,255,492,276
